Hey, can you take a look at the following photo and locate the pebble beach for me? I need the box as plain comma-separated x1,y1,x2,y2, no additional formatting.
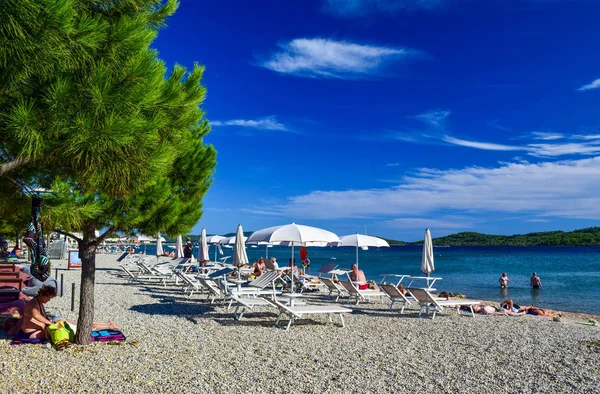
1,254,600,394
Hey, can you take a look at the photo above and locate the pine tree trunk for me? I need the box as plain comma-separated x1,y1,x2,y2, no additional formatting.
74,223,97,345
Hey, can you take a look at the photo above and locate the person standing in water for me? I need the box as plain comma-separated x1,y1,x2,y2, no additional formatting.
530,272,542,289
499,272,512,289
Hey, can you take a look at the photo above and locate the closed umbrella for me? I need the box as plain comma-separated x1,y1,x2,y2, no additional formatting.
175,235,184,259
233,224,249,280
155,234,164,260
338,233,390,283
421,229,435,277
198,228,209,263
247,223,341,294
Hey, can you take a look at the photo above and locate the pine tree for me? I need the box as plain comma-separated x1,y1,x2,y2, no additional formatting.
0,0,217,344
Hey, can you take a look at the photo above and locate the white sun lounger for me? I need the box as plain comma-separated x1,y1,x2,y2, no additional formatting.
380,284,414,313
263,297,353,330
319,277,348,301
230,294,275,320
408,287,480,320
338,281,387,305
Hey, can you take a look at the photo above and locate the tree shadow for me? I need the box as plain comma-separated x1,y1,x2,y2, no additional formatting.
129,302,214,318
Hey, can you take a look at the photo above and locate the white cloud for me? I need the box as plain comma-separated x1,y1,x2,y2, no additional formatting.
211,116,288,131
527,142,600,157
531,131,564,141
323,0,448,17
443,135,600,157
443,136,525,151
246,157,600,221
577,78,600,91
386,163,400,167
261,38,423,79
415,109,451,128
382,216,473,229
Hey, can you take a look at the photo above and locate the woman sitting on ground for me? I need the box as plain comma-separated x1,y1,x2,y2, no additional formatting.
19,286,120,340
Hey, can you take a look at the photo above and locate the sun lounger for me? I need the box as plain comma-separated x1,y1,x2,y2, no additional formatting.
197,278,226,303
407,287,480,320
338,281,387,305
119,265,164,284
263,297,353,330
230,294,274,320
0,277,23,300
319,277,347,301
380,284,413,313
176,272,204,297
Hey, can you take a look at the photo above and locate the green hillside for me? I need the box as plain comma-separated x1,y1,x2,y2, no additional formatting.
161,227,600,246
405,227,600,246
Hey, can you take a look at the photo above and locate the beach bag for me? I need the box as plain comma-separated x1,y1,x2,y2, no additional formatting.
46,322,75,347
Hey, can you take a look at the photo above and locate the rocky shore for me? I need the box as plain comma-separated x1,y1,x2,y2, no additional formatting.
1,254,599,393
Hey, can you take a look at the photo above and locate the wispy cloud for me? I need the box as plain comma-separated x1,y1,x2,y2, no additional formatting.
530,131,564,141
386,163,400,167
443,136,526,152
415,109,451,128
577,78,600,91
323,0,448,18
260,38,424,79
211,116,288,131
382,216,473,230
486,119,513,132
244,157,600,221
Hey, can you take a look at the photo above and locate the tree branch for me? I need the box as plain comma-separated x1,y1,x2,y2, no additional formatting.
0,157,31,176
91,227,115,247
53,228,82,243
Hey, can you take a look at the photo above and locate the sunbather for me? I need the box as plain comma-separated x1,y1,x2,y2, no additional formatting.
350,264,368,289
499,299,561,316
470,304,526,316
18,285,120,340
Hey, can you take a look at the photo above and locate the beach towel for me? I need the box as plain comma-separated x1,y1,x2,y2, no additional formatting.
11,329,127,346
91,329,126,342
576,321,600,327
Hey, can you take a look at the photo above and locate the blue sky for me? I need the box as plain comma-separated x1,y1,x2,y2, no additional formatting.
153,0,600,241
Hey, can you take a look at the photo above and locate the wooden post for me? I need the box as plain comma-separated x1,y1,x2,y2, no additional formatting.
71,283,75,311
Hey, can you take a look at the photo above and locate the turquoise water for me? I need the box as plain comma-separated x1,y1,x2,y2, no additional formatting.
142,244,600,315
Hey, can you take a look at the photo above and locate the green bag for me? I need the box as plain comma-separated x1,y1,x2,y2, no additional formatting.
46,321,75,347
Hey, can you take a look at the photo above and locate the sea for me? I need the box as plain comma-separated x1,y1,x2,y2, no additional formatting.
136,244,600,315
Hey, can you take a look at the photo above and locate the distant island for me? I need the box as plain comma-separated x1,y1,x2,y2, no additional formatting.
381,227,600,246
158,227,600,247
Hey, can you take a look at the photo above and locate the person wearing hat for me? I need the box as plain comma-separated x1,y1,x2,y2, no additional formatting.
530,272,542,289
183,237,193,259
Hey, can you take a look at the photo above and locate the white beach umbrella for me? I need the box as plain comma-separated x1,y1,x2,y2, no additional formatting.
338,234,390,283
206,235,225,261
247,223,341,293
421,228,435,277
233,224,249,280
175,235,184,259
220,235,247,245
155,234,164,258
198,228,209,262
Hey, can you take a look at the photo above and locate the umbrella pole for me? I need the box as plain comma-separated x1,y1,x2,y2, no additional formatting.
290,242,294,294
265,244,268,259
356,244,359,282
214,245,217,262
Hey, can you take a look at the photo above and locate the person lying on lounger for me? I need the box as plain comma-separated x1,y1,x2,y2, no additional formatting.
19,286,121,340
499,299,562,317
467,304,526,316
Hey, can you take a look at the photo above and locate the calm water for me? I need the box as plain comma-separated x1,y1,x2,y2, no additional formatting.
139,244,600,315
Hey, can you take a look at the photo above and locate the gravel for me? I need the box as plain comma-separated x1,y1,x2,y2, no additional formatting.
1,254,599,393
